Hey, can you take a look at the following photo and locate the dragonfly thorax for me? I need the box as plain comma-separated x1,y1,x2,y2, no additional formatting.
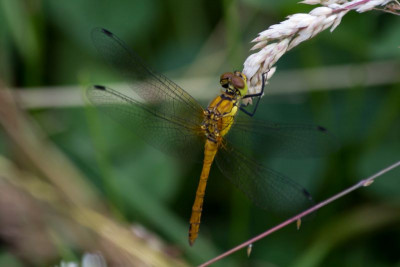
202,93,238,143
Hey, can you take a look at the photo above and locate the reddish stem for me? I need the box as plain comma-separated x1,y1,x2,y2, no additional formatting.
199,160,400,267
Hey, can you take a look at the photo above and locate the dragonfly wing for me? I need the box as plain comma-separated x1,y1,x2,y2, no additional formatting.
227,113,338,159
216,142,314,216
91,28,204,125
87,85,205,161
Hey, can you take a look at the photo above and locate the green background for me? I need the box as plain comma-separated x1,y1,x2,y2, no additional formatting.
0,0,399,266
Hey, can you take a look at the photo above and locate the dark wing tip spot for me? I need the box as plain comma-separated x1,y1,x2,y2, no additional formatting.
101,28,113,36
302,189,313,201
317,126,327,132
94,85,106,90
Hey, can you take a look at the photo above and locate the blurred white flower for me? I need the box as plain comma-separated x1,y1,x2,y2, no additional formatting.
82,252,107,267
58,261,79,267
57,252,107,267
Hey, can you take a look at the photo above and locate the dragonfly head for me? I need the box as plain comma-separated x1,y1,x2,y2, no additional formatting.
220,71,248,97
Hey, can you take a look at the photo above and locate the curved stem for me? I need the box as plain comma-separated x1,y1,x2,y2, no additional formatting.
199,160,400,267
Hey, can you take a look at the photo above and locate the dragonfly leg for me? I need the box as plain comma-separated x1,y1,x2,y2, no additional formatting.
239,71,269,117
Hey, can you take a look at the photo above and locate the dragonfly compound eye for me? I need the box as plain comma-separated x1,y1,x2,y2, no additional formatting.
231,76,245,89
234,71,247,82
220,72,234,88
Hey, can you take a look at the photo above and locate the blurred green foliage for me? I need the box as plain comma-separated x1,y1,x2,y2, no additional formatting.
0,0,399,266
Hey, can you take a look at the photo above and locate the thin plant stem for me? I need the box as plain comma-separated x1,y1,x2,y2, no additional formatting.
199,160,400,267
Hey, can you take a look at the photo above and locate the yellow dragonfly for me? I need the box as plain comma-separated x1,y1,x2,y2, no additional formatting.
87,28,334,246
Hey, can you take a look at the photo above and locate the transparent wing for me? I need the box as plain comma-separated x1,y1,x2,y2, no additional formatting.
227,113,337,159
91,27,204,125
216,141,314,216
87,85,205,160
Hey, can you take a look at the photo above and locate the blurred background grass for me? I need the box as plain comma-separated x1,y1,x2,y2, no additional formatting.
0,0,399,266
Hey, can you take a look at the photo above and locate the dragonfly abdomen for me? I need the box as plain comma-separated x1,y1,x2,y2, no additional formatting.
189,139,219,246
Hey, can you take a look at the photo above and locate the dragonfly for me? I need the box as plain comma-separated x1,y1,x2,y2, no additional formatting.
87,28,334,246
